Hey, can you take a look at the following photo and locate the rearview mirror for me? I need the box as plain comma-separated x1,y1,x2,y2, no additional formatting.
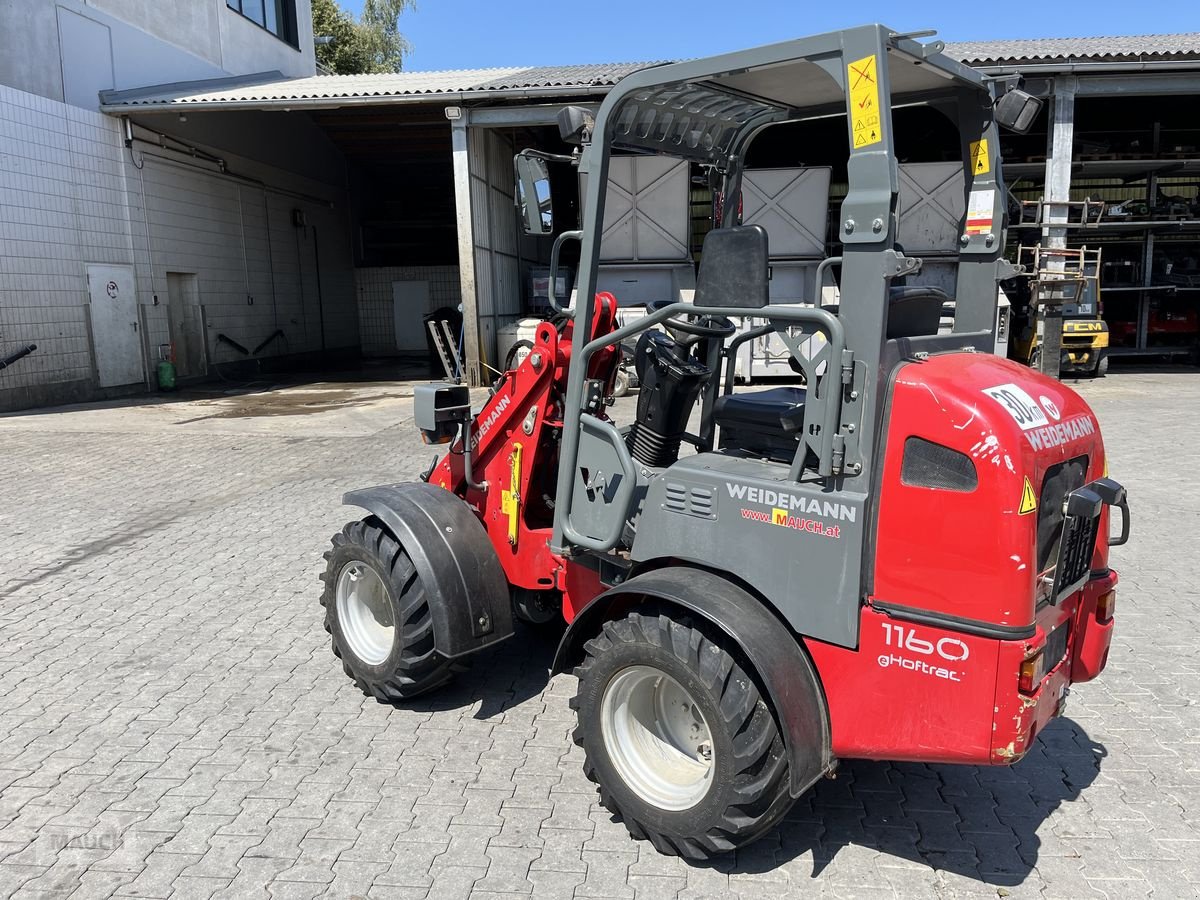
994,88,1043,134
515,152,553,236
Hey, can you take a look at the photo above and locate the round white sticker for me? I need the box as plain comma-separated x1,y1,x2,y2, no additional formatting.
1039,395,1061,421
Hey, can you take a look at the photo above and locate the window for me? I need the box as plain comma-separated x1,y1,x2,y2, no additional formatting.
227,0,299,48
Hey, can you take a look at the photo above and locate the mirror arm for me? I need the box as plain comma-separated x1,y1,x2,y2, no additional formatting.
520,148,578,165
548,230,583,317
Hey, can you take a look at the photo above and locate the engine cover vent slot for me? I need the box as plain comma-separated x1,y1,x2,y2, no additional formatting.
662,482,716,519
900,437,978,492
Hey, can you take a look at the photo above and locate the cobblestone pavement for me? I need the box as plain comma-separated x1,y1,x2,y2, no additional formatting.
0,369,1197,899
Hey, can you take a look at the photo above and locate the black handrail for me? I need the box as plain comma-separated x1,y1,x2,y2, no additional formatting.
216,334,250,355
252,329,286,356
0,344,37,371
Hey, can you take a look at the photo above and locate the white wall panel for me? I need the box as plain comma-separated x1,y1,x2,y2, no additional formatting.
898,162,966,253
742,167,831,258
0,81,354,412
601,158,690,261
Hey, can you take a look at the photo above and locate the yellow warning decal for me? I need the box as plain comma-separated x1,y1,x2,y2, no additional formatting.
848,55,882,149
1019,476,1038,515
969,139,990,176
501,442,523,546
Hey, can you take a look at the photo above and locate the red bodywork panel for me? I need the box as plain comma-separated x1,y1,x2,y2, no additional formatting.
428,294,621,604
873,353,1107,628
809,352,1115,765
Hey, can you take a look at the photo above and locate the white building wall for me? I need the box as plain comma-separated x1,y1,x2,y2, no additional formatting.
355,266,461,358
0,0,315,110
0,82,355,412
0,86,135,405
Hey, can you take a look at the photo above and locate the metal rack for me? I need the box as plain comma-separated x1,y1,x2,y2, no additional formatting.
1016,244,1102,378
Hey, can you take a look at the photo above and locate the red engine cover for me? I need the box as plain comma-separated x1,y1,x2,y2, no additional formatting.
872,353,1108,629
805,352,1115,765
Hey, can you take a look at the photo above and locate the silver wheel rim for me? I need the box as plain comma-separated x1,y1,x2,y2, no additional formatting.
336,560,394,666
600,665,715,811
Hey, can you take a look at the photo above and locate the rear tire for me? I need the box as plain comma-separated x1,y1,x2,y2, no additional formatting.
320,517,462,700
570,610,793,859
1093,351,1109,377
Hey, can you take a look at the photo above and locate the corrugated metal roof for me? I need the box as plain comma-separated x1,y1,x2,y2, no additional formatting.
945,33,1200,65
99,34,1200,112
99,62,655,110
472,62,660,91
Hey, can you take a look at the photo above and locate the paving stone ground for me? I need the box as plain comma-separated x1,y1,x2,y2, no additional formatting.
0,368,1197,899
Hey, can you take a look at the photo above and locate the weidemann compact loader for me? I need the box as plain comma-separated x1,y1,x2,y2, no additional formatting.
319,25,1131,858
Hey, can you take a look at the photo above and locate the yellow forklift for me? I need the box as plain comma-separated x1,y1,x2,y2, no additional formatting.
1011,244,1109,377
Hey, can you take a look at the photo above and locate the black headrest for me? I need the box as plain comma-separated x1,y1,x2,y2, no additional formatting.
695,225,769,309
887,286,951,338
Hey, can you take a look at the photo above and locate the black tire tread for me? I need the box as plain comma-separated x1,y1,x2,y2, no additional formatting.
320,516,462,700
570,609,791,859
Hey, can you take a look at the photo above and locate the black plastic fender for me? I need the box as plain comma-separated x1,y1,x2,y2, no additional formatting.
554,567,833,798
343,482,514,659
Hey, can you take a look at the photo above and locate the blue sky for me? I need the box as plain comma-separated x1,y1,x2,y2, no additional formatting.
337,0,1197,71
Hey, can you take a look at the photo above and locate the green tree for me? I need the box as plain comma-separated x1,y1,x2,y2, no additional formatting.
312,0,415,74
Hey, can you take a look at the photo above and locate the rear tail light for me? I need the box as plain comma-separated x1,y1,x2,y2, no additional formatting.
1018,649,1044,695
1096,589,1117,624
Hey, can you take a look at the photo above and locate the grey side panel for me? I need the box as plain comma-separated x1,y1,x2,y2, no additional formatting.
741,167,832,258
897,161,965,253
552,567,833,799
343,483,514,659
631,454,865,648
565,414,639,551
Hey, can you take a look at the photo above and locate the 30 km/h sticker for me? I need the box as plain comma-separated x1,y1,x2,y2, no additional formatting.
848,55,882,148
982,383,1050,431
1019,476,1038,515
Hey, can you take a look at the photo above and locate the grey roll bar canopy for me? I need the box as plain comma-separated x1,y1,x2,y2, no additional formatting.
550,24,1014,557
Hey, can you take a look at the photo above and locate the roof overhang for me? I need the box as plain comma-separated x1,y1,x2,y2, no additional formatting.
97,32,1200,117
99,64,658,114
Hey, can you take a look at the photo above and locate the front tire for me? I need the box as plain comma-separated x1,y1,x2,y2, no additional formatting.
320,517,461,700
612,367,632,398
570,610,793,859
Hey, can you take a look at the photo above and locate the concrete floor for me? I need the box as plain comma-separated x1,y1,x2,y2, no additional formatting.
0,367,1197,899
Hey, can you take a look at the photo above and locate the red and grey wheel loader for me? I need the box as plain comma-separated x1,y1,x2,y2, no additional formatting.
320,25,1130,858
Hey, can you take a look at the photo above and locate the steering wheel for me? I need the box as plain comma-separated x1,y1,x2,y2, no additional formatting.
647,300,737,344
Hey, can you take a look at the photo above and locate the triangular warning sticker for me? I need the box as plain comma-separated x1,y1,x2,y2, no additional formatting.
969,139,990,176
1019,477,1038,515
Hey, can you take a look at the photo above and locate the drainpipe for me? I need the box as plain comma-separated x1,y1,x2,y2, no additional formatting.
449,108,482,386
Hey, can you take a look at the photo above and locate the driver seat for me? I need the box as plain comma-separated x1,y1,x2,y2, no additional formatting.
714,387,807,463
714,286,949,462
692,224,812,462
